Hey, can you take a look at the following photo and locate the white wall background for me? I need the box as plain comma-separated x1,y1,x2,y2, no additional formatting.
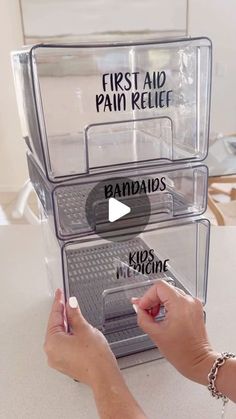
188,0,236,137
21,0,187,39
0,0,28,191
0,0,235,189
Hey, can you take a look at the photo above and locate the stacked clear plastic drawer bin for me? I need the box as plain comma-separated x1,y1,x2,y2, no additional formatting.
12,37,212,364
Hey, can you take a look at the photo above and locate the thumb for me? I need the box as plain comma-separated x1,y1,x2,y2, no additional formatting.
135,304,162,342
66,296,87,334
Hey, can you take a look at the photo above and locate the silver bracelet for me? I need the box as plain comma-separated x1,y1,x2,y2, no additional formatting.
208,352,235,418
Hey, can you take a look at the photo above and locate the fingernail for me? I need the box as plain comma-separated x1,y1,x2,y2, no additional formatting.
69,296,78,309
132,304,138,314
131,297,139,302
55,288,62,298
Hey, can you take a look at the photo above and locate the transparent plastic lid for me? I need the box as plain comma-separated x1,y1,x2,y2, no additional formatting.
12,37,212,181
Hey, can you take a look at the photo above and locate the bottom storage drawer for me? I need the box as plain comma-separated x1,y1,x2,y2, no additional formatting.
41,212,210,359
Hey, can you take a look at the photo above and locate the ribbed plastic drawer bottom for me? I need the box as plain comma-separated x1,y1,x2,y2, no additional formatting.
67,237,187,329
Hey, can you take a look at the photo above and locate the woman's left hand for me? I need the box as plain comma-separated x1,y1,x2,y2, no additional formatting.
44,289,119,386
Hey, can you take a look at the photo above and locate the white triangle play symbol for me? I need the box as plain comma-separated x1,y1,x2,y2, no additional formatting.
108,198,131,223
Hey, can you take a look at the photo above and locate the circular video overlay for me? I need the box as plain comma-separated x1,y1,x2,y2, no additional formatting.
85,176,151,242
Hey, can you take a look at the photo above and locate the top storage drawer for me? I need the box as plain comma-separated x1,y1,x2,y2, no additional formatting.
12,37,212,182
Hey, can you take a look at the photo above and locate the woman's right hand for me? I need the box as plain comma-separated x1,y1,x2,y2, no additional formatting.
132,280,219,385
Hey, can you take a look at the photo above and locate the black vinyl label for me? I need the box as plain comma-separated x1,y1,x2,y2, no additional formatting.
95,71,173,112
116,249,169,279
104,177,166,199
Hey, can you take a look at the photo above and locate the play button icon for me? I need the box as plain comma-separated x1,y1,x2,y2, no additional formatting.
108,198,131,222
85,175,151,242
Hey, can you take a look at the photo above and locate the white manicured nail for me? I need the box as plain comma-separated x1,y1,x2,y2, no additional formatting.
69,296,78,309
132,304,138,314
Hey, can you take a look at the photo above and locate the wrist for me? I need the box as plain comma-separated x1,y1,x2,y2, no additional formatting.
91,363,147,419
190,350,220,386
90,359,124,392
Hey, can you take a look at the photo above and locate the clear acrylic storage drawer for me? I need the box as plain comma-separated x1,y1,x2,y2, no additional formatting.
12,37,212,182
41,211,210,358
28,153,208,239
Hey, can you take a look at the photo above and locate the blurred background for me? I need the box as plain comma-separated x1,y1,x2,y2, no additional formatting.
0,0,236,225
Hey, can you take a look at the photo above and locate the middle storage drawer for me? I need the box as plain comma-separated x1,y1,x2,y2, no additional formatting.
28,153,208,240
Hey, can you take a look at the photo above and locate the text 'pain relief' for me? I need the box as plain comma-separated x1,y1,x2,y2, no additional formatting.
95,71,173,112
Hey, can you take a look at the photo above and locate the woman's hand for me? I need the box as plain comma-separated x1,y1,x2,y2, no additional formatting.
44,289,118,385
44,289,147,419
132,280,219,385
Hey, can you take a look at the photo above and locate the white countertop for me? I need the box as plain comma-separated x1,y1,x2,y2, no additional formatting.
0,225,236,419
